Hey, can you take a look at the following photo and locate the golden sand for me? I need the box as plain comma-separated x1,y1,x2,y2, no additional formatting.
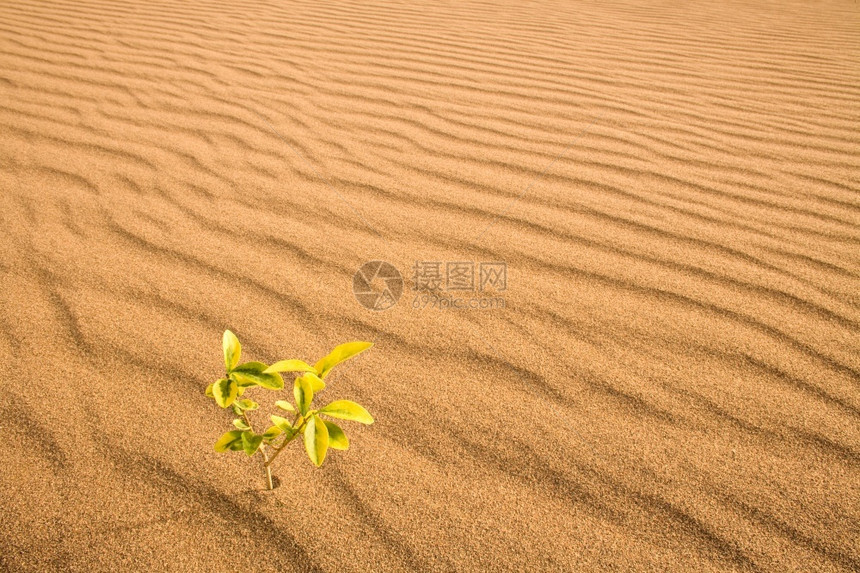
0,0,858,571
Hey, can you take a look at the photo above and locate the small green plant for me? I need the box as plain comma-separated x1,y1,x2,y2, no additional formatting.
206,330,374,489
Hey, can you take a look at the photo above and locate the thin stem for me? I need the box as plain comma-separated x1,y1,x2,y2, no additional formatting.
240,409,255,432
238,404,273,488
264,429,300,467
260,448,274,490
264,413,304,468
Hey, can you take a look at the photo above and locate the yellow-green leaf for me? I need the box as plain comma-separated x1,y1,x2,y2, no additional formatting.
205,383,214,397
223,330,241,371
270,415,294,433
319,400,374,424
233,418,250,430
313,341,373,379
307,372,326,392
294,375,313,415
303,414,329,467
238,360,265,371
275,400,295,412
262,426,282,441
264,360,317,374
323,420,349,450
214,430,243,452
230,362,284,390
235,399,258,411
213,377,238,408
242,431,263,456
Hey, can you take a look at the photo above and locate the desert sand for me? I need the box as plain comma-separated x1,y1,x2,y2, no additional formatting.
1,0,858,571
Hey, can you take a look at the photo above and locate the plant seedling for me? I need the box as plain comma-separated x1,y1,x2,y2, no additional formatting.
207,330,374,489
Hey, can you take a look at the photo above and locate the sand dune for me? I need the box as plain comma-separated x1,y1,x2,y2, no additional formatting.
1,0,858,571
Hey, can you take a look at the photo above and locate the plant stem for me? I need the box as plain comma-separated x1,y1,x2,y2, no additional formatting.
260,448,274,490
240,410,255,432
263,430,300,467
263,413,304,468
239,407,273,488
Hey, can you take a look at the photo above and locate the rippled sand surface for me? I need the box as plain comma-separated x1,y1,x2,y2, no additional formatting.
1,1,858,571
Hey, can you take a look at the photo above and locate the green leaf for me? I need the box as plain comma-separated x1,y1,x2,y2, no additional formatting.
319,400,374,424
293,375,313,415
270,415,294,433
262,426,282,441
223,330,241,371
303,414,329,467
242,431,263,456
264,359,317,374
205,383,214,397
213,377,238,408
230,362,284,390
323,420,349,450
231,361,265,373
307,372,326,392
233,418,250,430
231,403,243,416
235,399,258,411
275,400,295,412
314,341,373,379
214,430,243,452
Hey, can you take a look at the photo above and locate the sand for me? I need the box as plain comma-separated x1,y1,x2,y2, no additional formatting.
0,0,858,571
